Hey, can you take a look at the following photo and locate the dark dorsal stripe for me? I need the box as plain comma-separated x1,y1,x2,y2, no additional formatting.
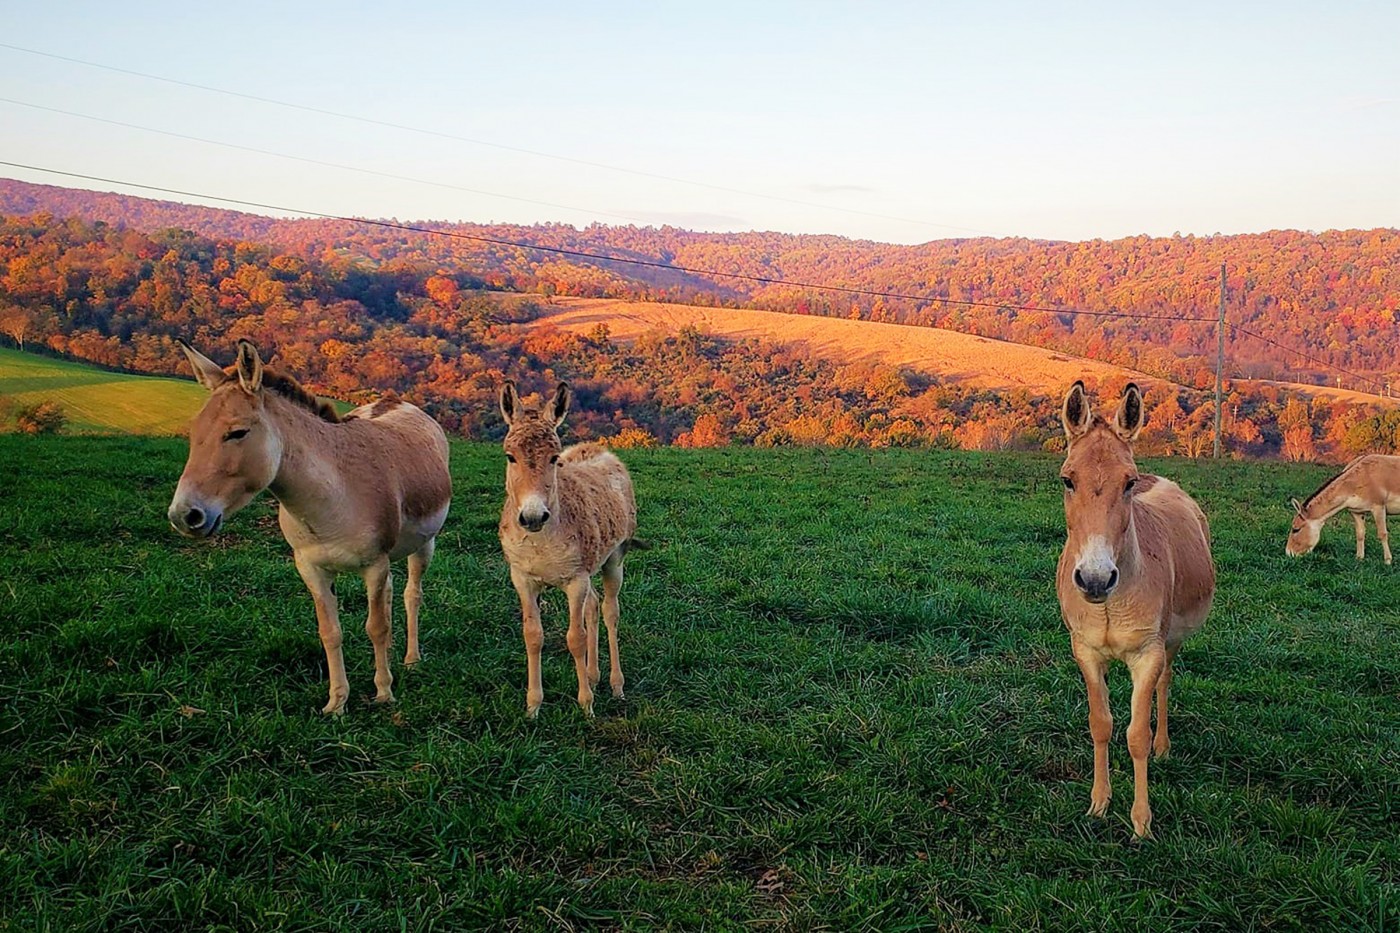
369,393,402,418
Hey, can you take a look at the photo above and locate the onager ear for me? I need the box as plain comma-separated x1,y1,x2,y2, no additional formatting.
1114,383,1144,442
1061,381,1092,441
550,382,571,427
178,339,227,391
235,340,264,394
499,381,520,425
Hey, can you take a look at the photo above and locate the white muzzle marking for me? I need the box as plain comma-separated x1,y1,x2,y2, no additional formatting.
518,493,550,531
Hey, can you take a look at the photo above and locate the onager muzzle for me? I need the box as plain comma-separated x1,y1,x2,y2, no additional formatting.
518,497,551,533
1073,562,1119,603
168,496,224,538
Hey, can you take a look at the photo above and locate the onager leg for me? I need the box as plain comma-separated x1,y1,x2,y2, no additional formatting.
1153,644,1180,759
363,556,395,704
602,549,626,699
585,585,601,690
403,537,434,665
1073,645,1112,818
510,568,545,719
1127,645,1166,839
1372,506,1392,565
295,552,348,715
564,577,596,716
1353,511,1367,561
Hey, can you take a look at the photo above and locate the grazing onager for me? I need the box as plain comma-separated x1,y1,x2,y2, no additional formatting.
168,340,451,714
1056,381,1215,839
497,381,641,718
1286,454,1400,565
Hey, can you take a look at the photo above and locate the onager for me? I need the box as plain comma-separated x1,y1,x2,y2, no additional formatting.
1286,454,1400,565
497,381,641,719
168,340,451,714
1056,381,1215,838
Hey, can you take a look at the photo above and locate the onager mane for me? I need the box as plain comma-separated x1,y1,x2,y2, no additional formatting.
220,363,342,423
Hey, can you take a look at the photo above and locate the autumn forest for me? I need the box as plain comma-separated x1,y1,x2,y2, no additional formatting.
0,178,1397,460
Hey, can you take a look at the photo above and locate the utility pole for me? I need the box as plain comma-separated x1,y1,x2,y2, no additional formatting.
1214,263,1226,459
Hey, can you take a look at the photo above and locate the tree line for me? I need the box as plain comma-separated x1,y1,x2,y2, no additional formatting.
0,201,1396,459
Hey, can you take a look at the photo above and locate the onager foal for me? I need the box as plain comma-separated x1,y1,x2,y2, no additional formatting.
1057,382,1215,838
497,382,640,719
1286,454,1400,565
168,340,451,714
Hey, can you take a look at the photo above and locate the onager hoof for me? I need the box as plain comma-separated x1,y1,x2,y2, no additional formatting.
1132,805,1154,840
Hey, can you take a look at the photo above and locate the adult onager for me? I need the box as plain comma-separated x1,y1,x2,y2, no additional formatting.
1286,454,1400,565
1056,381,1215,839
168,340,451,714
497,381,641,719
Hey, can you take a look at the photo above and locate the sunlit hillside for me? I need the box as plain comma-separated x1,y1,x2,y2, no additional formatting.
533,297,1397,406
1,184,1397,457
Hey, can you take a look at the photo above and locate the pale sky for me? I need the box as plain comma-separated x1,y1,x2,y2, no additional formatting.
0,0,1397,244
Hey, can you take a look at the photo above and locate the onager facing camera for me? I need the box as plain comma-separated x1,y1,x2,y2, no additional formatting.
168,340,451,715
1056,381,1215,838
497,381,643,719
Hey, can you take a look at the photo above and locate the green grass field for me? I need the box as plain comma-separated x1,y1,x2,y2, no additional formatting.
0,347,206,434
1,438,1395,930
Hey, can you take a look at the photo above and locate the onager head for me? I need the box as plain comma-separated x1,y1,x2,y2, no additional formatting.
1060,382,1145,604
1285,497,1323,556
499,381,570,533
168,340,298,537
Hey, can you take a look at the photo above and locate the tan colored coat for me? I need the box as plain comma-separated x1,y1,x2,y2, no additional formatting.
169,341,451,715
499,443,637,586
1287,454,1400,564
1057,381,1215,839
497,382,640,718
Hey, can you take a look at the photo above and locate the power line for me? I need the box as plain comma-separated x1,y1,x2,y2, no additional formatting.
0,160,1222,325
0,96,653,225
1229,324,1386,393
0,42,995,237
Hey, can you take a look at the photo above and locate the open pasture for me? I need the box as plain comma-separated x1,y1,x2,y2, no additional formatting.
1,438,1396,930
0,348,205,435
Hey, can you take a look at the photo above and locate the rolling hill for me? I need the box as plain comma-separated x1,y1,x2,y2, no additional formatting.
532,297,1396,405
0,348,356,435
2,177,1397,389
1,181,1396,455
0,347,205,434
